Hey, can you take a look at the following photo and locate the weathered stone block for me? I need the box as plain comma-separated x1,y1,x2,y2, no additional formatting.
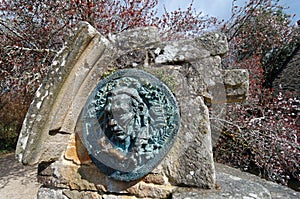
154,67,215,188
16,22,103,165
16,22,249,199
37,187,67,199
172,173,272,199
223,69,249,103
109,26,160,50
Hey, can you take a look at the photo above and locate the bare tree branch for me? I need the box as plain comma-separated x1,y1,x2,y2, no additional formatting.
4,46,57,54
0,18,38,49
225,0,265,42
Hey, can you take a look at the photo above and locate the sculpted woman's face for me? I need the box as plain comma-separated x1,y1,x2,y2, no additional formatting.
107,93,135,141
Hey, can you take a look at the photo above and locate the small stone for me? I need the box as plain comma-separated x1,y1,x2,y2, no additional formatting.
143,174,166,185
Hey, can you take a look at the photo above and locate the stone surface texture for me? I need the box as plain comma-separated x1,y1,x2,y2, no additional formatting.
16,22,249,198
2,153,299,199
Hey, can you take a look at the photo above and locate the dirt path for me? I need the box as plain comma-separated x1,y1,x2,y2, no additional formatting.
0,152,40,199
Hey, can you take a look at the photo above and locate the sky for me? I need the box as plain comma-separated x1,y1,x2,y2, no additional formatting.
158,0,300,24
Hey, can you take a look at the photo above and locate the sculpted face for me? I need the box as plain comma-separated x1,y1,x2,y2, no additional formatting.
81,69,180,181
106,93,135,141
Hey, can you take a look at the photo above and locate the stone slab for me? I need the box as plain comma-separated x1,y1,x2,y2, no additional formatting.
16,21,250,198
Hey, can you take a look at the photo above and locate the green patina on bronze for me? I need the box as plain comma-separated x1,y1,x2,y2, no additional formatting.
81,68,180,181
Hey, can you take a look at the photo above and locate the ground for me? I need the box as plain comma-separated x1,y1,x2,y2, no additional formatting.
0,152,40,199
0,152,299,199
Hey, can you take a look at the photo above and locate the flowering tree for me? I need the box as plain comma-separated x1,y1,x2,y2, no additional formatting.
0,0,217,151
1,0,299,189
0,0,217,94
214,0,300,188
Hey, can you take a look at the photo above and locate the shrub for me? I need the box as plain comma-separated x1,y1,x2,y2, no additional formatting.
213,54,299,188
0,92,31,152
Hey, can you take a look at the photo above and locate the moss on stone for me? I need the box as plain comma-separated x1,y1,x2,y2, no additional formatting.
101,68,116,79
148,69,178,93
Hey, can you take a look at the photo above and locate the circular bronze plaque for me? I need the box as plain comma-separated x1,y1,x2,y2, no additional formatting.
81,69,180,181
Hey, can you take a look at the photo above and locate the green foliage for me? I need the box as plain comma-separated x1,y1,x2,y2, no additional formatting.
0,92,31,152
262,35,300,87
